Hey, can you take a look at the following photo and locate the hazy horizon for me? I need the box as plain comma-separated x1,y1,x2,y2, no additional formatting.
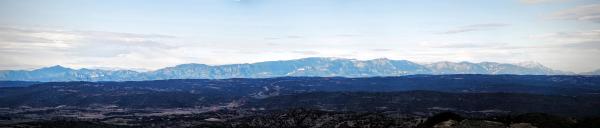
1,0,600,72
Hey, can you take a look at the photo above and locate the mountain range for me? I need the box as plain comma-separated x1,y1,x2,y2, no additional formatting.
0,57,582,81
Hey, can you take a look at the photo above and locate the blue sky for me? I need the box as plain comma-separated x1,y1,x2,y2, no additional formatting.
0,0,599,72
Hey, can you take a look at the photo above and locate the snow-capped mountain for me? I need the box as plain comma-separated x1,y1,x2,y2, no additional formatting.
0,57,574,81
425,61,568,75
0,65,142,81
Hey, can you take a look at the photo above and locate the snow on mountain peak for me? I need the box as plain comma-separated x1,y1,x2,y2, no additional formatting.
516,61,546,69
0,57,574,81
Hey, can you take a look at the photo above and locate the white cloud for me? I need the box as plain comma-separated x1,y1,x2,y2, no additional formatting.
370,48,392,52
438,23,509,34
519,0,567,4
563,41,600,50
292,50,320,55
529,29,600,44
549,4,600,23
418,41,508,49
0,26,179,70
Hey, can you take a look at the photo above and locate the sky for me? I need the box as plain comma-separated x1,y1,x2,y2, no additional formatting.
0,0,599,72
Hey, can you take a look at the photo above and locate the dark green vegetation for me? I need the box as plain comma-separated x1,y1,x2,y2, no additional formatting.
0,81,41,87
0,75,599,127
247,91,600,117
2,109,600,128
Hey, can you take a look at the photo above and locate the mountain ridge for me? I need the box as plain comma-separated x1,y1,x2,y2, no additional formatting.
0,57,578,81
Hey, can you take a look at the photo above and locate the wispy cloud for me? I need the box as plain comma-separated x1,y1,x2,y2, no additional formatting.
292,50,320,55
536,30,600,50
418,41,508,49
1,26,176,57
0,26,180,69
264,35,305,40
563,41,600,50
530,29,600,43
518,0,567,4
0,26,174,47
438,23,509,34
549,4,600,23
370,48,392,52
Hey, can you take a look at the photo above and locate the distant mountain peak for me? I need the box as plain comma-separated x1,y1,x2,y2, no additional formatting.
479,61,500,64
516,61,545,68
35,65,71,71
85,67,150,72
298,57,346,61
373,58,390,60
48,65,66,68
0,57,576,82
174,63,209,67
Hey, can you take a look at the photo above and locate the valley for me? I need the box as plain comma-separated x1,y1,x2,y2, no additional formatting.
1,75,599,127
